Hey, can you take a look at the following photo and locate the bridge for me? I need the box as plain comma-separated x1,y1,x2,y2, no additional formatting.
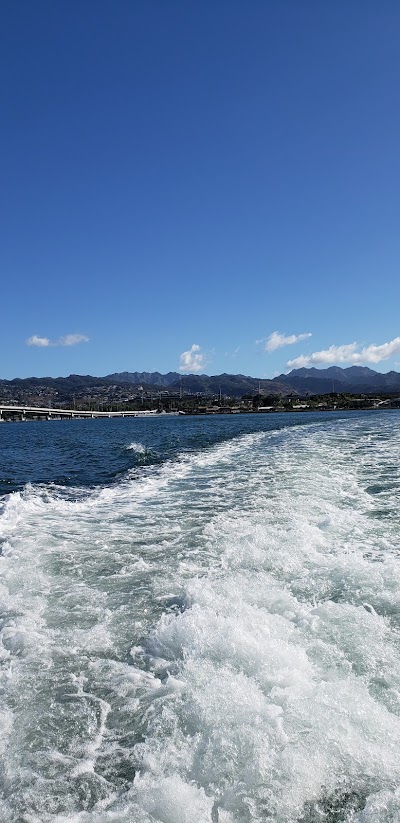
0,405,165,421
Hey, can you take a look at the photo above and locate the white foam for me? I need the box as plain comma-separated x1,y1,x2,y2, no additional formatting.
1,415,400,821
126,442,147,454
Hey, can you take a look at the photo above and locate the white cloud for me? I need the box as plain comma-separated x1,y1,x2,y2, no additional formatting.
179,343,205,373
264,331,312,352
59,334,89,346
27,333,89,348
287,337,400,369
26,335,51,347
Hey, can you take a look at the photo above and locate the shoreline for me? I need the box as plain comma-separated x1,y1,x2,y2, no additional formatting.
0,405,398,423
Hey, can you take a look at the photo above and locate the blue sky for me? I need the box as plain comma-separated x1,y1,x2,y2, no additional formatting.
1,1,400,379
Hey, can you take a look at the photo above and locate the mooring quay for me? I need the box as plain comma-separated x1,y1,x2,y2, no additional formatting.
0,405,168,422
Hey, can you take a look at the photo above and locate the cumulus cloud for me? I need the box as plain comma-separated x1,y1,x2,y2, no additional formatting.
287,337,400,369
179,343,205,373
264,331,312,352
27,333,89,348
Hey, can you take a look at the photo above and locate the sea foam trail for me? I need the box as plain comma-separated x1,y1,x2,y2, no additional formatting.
0,417,400,821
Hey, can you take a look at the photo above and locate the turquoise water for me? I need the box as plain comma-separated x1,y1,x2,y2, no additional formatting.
0,411,400,822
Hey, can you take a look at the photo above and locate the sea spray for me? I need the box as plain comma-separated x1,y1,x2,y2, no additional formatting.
126,442,147,454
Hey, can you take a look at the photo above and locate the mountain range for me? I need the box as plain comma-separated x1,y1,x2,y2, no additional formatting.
1,366,400,401
275,366,400,395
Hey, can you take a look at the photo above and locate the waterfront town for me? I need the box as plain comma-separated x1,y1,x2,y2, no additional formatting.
1,382,399,422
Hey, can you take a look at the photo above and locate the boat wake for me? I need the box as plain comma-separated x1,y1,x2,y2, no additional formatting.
0,417,400,821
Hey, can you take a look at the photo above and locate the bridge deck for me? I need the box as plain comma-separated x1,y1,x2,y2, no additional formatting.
0,405,161,419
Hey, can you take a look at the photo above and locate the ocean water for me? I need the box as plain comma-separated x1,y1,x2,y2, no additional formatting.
0,411,400,823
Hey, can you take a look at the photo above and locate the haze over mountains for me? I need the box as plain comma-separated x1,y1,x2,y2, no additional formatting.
1,366,400,404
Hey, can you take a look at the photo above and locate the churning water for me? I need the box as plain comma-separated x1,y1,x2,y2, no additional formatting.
1,411,400,822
